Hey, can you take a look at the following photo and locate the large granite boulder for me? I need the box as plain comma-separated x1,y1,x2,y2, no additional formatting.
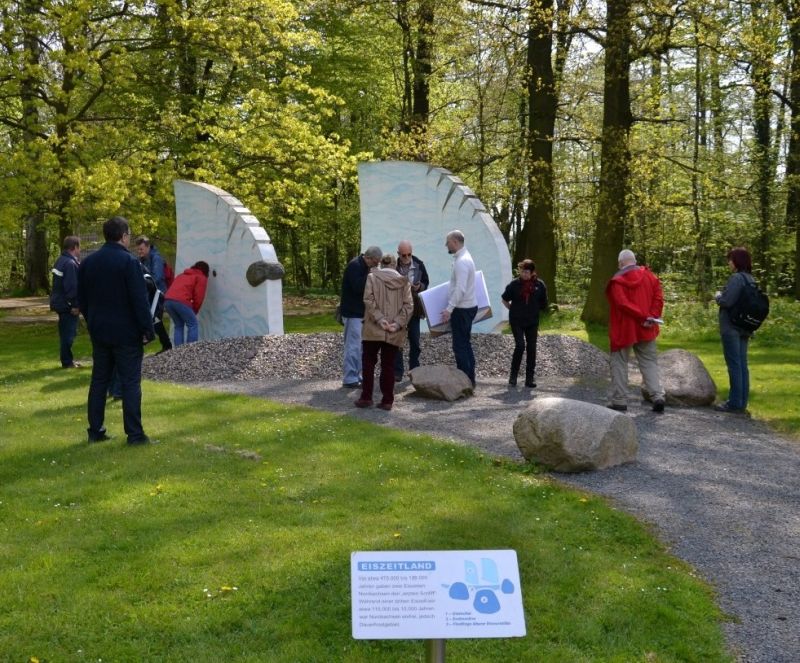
640,349,716,406
410,365,473,401
513,397,638,472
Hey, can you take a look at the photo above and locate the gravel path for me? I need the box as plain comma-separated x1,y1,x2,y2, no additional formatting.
145,334,800,662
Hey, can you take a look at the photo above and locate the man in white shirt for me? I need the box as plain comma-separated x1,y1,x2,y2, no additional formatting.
440,229,477,386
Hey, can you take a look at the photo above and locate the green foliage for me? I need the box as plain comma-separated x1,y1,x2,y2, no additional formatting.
1,0,800,299
0,316,732,661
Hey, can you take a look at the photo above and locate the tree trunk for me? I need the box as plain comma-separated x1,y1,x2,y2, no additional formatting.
25,212,49,293
411,0,433,128
581,0,632,324
515,0,558,304
21,0,49,292
782,2,800,298
692,18,709,301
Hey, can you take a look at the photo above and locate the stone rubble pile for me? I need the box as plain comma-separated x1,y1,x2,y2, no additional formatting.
142,332,610,384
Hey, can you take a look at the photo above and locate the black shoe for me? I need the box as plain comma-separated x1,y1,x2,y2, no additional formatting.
524,381,536,388
88,432,112,443
652,399,665,413
155,347,172,356
343,382,362,389
127,435,151,445
508,376,517,387
714,402,749,416
608,404,628,412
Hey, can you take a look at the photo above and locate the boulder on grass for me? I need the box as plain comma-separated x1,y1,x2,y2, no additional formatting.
513,397,637,472
641,348,716,406
410,364,473,402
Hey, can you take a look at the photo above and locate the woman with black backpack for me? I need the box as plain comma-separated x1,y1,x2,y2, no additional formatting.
714,247,757,414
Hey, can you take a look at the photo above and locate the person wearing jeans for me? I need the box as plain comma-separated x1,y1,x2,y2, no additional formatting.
339,246,382,387
714,247,755,413
164,261,209,346
440,230,478,387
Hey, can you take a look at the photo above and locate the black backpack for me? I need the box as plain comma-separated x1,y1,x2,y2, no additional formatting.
728,274,769,332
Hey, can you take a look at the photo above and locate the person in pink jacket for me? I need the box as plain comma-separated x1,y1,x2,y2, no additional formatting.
164,261,209,346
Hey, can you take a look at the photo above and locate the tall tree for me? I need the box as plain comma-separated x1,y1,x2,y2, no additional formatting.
778,0,800,298
581,0,633,323
515,0,559,303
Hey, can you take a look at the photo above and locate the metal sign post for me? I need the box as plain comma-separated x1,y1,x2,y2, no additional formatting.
425,639,446,662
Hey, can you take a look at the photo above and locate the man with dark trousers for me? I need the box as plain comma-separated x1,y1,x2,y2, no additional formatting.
134,235,172,353
440,229,478,387
393,240,429,381
78,216,155,444
50,235,82,368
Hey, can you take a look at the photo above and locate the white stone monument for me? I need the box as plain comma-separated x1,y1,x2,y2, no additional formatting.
358,161,512,333
173,180,284,340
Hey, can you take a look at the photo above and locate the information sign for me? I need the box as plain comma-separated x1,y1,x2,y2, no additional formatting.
351,550,526,640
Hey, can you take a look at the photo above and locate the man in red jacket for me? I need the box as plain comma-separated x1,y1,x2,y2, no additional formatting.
605,249,666,413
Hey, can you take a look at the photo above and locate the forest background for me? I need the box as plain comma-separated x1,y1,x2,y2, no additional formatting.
2,0,800,323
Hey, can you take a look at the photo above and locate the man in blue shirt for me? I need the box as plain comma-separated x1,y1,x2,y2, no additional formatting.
78,217,155,444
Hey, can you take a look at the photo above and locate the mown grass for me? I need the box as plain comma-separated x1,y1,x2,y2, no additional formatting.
0,313,733,661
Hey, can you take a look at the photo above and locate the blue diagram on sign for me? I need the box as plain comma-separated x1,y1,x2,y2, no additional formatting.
444,558,516,614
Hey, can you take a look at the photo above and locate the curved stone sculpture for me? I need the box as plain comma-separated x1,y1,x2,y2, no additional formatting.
358,161,513,333
173,180,284,340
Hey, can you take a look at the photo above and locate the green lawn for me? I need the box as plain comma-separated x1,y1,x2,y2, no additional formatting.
0,307,753,661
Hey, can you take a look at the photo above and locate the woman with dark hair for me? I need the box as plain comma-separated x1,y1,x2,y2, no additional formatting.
714,247,754,414
164,261,210,346
501,259,548,387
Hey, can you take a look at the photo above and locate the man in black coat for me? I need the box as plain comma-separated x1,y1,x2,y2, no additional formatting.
339,246,382,387
50,235,82,368
78,216,155,444
393,240,429,381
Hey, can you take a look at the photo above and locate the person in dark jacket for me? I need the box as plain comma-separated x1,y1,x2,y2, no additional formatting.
164,261,209,346
50,235,82,368
393,240,429,382
501,259,548,388
134,235,172,353
605,249,665,413
78,216,155,445
339,246,382,388
134,235,167,291
714,247,755,414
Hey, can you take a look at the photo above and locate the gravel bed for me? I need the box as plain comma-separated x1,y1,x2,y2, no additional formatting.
143,332,799,662
143,331,610,383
